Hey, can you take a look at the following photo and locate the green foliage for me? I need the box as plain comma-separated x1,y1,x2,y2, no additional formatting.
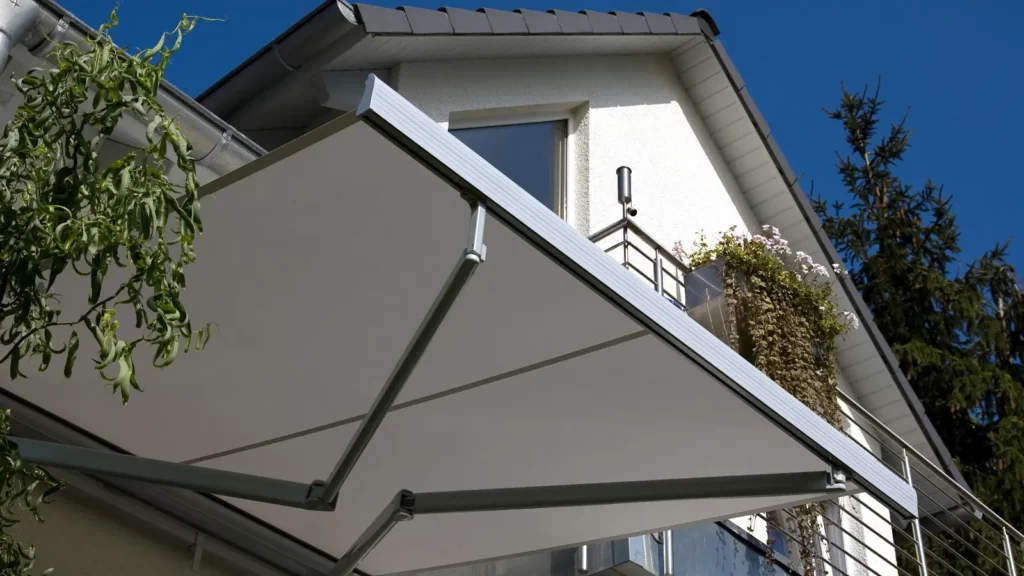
0,9,209,402
812,81,1024,575
0,413,61,576
683,226,858,575
0,9,208,574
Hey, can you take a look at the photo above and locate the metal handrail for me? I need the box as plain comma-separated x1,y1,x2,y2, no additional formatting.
836,388,1024,544
588,217,691,276
589,217,689,307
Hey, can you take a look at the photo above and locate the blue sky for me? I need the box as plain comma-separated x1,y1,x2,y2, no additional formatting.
58,0,1024,274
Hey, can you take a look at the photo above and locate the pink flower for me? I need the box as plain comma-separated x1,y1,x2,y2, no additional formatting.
843,311,860,330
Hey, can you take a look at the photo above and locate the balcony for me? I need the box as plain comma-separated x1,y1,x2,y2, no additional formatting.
589,214,1024,576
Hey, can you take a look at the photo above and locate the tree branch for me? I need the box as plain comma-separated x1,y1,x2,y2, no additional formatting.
0,283,130,365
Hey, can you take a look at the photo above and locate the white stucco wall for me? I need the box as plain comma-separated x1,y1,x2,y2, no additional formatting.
392,54,759,250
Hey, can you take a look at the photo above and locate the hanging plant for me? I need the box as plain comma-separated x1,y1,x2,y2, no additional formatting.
678,225,860,575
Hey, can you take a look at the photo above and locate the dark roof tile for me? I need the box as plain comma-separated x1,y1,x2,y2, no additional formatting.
441,7,492,34
548,9,592,33
612,11,651,34
690,9,720,36
709,40,744,90
400,6,454,34
515,8,562,34
479,8,529,34
354,4,412,34
738,86,770,139
666,13,701,35
640,11,675,34
764,134,796,186
582,10,622,34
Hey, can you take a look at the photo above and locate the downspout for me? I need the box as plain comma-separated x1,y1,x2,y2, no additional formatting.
5,0,263,177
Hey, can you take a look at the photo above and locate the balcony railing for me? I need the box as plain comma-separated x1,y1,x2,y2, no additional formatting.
587,214,1024,576
589,216,688,309
822,390,1024,576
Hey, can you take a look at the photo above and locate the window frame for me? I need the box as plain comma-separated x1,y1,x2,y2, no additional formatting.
448,111,573,220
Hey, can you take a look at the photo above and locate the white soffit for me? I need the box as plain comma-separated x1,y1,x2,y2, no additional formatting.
4,74,916,575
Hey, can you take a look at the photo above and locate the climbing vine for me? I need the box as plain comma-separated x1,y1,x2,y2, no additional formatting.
680,225,860,575
0,9,207,574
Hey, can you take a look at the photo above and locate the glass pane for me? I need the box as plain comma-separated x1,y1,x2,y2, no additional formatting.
451,120,566,213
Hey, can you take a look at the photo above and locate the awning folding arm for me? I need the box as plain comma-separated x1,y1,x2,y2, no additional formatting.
15,201,490,513
12,437,328,509
14,427,849,576
313,200,488,507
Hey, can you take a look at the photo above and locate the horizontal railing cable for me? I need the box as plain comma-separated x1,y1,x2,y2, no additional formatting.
757,511,892,576
775,505,916,576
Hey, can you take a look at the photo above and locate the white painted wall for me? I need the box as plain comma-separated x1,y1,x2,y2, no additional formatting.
393,54,760,249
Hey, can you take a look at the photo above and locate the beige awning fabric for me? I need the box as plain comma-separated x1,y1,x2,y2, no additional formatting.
5,75,915,576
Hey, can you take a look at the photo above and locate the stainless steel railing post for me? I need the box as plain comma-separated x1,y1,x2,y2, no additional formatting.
1005,527,1018,576
622,227,630,271
654,257,663,296
903,448,929,576
662,530,673,576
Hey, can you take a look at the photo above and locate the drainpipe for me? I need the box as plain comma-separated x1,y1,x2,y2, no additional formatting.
7,0,262,177
0,0,40,75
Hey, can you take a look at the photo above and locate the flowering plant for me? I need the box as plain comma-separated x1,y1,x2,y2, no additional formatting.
678,225,860,390
677,225,859,575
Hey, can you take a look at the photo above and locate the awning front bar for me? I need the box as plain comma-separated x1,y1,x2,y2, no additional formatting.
327,469,850,576
408,470,850,514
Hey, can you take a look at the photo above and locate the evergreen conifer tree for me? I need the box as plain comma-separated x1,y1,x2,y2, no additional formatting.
813,82,1024,573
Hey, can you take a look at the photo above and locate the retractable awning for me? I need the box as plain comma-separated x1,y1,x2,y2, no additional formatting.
5,76,916,576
